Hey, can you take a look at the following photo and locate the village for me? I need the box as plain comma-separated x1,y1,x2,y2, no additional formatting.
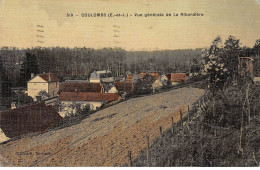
0,0,259,166
0,70,189,143
0,39,259,166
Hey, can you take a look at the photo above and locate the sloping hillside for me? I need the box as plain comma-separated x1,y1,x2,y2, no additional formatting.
0,87,204,166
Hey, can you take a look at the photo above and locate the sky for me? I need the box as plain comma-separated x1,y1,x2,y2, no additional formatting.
0,0,259,51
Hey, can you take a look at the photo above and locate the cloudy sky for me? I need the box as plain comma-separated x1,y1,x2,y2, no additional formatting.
0,0,259,50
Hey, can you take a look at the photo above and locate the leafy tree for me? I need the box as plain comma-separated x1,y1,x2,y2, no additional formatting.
253,39,260,56
37,90,50,100
0,56,11,97
202,37,227,92
252,39,260,76
19,51,39,86
202,36,247,93
133,75,153,95
222,36,243,81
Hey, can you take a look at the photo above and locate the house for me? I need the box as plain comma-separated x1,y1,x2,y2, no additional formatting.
0,103,62,142
140,72,147,80
58,81,120,116
125,74,140,83
140,72,160,80
149,72,160,80
27,73,59,101
152,79,163,92
103,83,118,93
114,81,134,93
160,74,168,83
59,91,121,117
126,74,133,82
166,73,186,85
152,75,169,92
89,70,114,83
59,82,103,93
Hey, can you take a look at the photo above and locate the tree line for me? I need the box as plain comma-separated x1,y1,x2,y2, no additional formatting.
0,37,259,93
0,47,202,87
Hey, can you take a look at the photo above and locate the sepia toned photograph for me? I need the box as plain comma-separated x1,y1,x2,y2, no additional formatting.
0,0,259,167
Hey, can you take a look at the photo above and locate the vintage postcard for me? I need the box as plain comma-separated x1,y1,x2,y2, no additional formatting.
0,0,259,167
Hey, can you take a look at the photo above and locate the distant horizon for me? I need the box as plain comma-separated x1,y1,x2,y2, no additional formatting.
0,45,205,51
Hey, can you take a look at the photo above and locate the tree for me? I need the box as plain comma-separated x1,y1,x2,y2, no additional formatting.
253,39,260,57
202,36,247,93
0,56,11,97
202,37,227,92
37,90,50,100
19,51,39,86
222,36,243,81
253,39,260,76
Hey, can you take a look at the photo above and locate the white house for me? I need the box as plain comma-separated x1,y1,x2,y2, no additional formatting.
160,74,168,83
59,91,121,117
89,70,114,83
27,73,59,101
103,83,118,93
107,86,118,93
57,81,121,117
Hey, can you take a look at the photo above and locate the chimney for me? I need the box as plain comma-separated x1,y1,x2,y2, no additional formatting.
11,102,17,109
31,73,34,78
49,74,52,82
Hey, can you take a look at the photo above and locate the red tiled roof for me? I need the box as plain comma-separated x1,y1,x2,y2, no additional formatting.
167,73,186,82
0,103,62,138
59,82,102,93
150,73,160,80
140,72,160,80
140,72,147,79
38,73,59,82
126,75,133,81
114,81,134,93
59,92,121,102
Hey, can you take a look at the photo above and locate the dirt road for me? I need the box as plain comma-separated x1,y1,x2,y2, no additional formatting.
0,87,204,166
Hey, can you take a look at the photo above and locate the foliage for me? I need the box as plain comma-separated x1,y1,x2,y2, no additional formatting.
133,76,154,95
0,56,11,97
252,39,260,76
19,51,39,86
37,90,50,100
202,36,245,93
132,83,260,167
61,102,91,118
0,47,202,86
13,90,34,104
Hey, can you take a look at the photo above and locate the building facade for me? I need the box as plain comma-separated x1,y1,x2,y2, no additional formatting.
27,73,59,101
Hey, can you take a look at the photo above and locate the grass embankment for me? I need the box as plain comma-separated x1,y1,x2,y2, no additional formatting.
132,83,260,167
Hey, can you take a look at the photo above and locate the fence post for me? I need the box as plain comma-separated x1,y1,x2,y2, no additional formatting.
159,126,163,137
128,151,132,167
188,105,190,121
171,117,174,134
180,110,183,130
146,136,150,165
